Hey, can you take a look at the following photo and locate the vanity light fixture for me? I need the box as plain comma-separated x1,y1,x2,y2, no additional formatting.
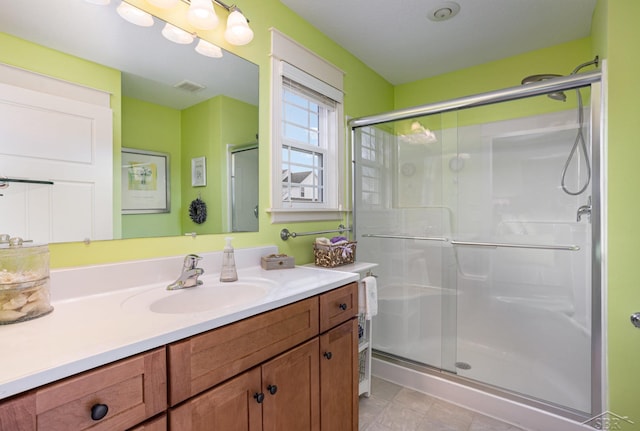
86,0,253,48
187,0,219,30
116,1,154,27
223,6,253,46
162,22,195,44
195,39,223,57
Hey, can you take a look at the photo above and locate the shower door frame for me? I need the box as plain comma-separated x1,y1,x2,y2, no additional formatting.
349,70,604,419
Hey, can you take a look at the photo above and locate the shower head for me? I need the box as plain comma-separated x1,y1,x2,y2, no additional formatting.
520,73,563,84
520,74,566,101
520,57,600,103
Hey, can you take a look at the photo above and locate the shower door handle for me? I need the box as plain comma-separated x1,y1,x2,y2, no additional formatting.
631,313,640,328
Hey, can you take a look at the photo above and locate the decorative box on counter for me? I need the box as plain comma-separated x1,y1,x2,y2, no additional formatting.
313,241,357,268
0,238,53,324
261,254,295,270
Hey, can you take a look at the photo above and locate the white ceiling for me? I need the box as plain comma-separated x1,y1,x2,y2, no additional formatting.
279,0,597,85
0,0,597,106
0,0,258,110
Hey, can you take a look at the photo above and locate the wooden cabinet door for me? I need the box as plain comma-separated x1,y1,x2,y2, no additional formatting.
320,319,358,431
261,339,320,431
169,367,262,431
129,414,167,431
0,392,36,431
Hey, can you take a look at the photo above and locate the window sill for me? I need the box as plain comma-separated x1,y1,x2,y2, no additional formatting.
267,208,345,224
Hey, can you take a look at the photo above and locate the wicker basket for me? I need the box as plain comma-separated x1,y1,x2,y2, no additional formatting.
313,241,357,268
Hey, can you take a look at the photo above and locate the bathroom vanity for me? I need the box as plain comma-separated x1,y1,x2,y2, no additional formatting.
0,246,360,430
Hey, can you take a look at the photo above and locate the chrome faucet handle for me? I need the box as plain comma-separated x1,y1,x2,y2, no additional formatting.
183,254,202,270
576,196,592,222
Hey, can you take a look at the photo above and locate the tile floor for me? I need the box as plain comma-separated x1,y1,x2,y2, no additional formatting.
359,377,527,431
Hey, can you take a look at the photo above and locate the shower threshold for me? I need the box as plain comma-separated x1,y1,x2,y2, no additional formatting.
371,350,592,427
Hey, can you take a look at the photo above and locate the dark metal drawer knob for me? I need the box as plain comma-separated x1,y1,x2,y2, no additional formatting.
90,403,109,421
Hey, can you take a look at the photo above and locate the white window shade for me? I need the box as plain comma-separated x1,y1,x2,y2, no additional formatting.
281,62,343,104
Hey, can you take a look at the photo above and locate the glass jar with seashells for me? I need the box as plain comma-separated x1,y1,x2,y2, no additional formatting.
0,238,52,324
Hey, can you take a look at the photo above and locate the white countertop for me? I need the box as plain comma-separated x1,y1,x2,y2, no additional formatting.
0,246,360,400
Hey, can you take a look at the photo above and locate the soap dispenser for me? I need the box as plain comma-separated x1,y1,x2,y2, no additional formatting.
220,237,238,282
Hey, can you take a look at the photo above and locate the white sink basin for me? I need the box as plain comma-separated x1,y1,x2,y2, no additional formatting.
122,277,276,314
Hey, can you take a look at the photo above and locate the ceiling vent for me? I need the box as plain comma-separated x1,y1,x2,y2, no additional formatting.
427,1,460,22
174,80,206,92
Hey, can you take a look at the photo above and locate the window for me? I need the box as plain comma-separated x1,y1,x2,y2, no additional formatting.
281,76,337,206
357,126,392,208
269,29,345,223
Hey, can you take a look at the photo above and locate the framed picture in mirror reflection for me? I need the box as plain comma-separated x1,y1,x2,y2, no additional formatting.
122,148,170,214
191,156,207,187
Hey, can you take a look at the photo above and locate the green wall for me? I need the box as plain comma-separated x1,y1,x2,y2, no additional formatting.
181,96,258,234
594,0,640,428
121,97,182,238
395,37,592,109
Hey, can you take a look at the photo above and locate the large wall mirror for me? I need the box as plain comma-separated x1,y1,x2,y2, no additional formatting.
0,0,259,243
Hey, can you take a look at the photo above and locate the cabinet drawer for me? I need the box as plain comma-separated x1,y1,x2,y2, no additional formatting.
319,282,358,333
168,297,319,405
30,347,166,431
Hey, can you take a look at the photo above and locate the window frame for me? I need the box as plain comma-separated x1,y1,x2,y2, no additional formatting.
269,29,345,223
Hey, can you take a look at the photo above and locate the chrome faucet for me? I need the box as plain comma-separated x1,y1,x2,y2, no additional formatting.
576,196,592,222
167,254,204,290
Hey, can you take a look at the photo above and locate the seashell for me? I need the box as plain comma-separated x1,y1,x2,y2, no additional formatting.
27,289,47,303
0,309,26,322
20,300,49,314
2,294,28,310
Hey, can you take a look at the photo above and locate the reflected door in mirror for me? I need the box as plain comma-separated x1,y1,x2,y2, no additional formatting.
0,77,113,243
231,147,259,232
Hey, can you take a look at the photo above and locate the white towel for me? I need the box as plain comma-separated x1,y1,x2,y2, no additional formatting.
360,276,378,320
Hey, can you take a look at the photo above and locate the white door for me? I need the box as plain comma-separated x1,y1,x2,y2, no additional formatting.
230,147,259,232
0,81,113,243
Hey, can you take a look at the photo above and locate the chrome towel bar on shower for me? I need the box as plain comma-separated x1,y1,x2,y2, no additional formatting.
361,233,579,251
449,240,580,251
362,233,448,242
280,224,351,241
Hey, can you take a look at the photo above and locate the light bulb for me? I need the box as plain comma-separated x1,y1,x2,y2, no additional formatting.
195,39,223,58
162,23,195,44
146,0,179,8
116,2,154,27
187,0,219,30
224,9,253,45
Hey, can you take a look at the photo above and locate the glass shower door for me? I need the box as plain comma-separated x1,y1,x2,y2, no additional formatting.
354,114,457,371
352,77,600,418
450,90,593,413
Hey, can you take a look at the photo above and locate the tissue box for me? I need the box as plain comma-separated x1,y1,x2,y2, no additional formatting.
313,241,357,268
261,254,295,270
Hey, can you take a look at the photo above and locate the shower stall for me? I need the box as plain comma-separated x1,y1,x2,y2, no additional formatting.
350,69,603,421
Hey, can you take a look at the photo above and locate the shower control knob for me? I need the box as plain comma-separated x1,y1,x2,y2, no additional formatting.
630,312,640,328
